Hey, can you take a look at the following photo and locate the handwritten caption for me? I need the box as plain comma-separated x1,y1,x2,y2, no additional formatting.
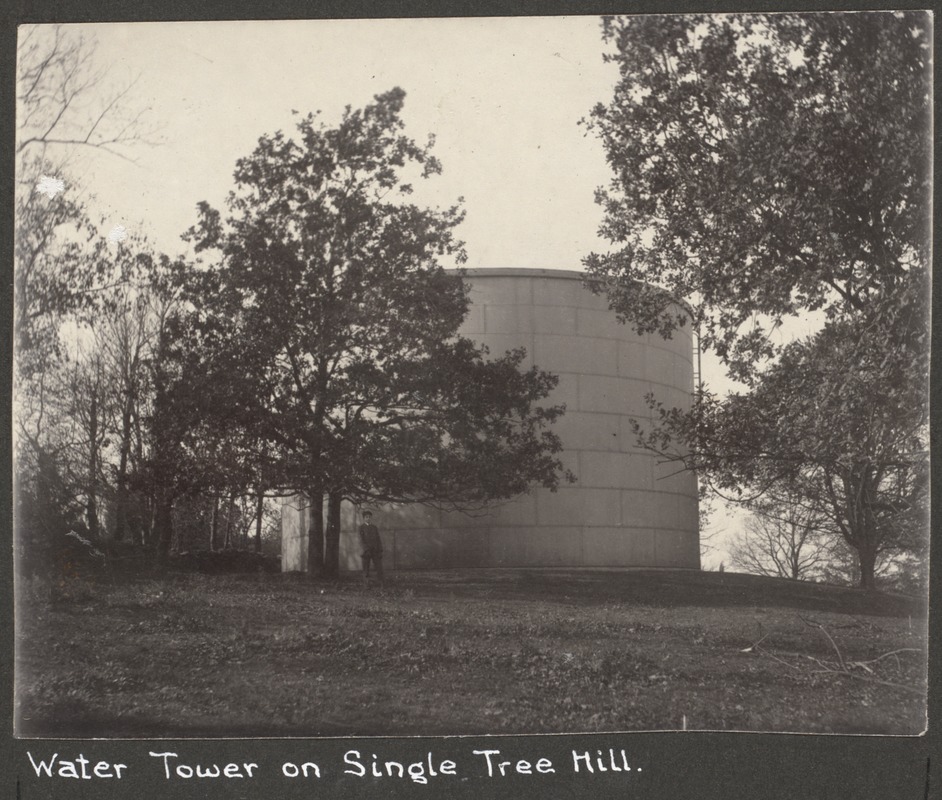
27,748,642,786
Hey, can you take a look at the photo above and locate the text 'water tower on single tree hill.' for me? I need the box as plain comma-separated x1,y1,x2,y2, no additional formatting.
281,268,700,571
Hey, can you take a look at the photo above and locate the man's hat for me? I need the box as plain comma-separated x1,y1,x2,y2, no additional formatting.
363,510,373,517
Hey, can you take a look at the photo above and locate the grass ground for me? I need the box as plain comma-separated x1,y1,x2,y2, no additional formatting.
15,568,927,737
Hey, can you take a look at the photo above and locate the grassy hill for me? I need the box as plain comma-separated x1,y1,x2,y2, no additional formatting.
15,568,927,737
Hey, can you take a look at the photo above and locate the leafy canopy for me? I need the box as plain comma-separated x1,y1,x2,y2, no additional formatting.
586,13,931,587
184,88,570,509
585,12,930,380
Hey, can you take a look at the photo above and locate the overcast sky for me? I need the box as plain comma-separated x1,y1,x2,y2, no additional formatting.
41,17,620,269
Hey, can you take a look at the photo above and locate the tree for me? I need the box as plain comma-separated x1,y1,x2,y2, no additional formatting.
585,12,929,375
17,25,152,162
638,288,928,589
16,25,156,368
133,259,241,561
140,263,297,560
186,88,570,577
817,536,891,590
14,174,106,372
585,12,930,589
729,499,833,581
97,287,153,542
15,26,157,571
62,349,110,541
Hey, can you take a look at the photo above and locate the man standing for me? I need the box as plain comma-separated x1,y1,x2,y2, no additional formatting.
358,510,384,586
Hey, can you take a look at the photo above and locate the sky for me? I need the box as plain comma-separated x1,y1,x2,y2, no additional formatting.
44,17,621,270
20,16,752,566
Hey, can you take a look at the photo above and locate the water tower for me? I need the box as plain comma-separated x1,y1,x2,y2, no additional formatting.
281,268,699,571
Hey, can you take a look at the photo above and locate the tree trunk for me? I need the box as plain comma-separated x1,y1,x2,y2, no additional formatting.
132,407,145,546
324,490,343,578
143,498,157,548
113,400,133,542
224,493,236,549
210,495,219,551
255,491,264,554
306,490,325,578
790,551,801,580
857,542,878,591
155,493,174,564
86,393,99,540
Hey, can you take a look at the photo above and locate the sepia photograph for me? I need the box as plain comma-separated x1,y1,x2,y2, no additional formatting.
12,12,931,740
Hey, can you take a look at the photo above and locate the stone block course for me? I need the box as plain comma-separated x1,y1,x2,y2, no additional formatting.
533,334,618,376
532,305,578,335
484,303,533,334
578,375,649,415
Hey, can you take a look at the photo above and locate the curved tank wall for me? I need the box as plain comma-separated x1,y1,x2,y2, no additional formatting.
281,268,700,572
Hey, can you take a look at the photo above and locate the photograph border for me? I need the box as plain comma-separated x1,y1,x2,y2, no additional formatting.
2,0,938,797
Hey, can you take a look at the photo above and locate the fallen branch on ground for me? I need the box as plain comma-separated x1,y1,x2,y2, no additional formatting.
741,620,925,697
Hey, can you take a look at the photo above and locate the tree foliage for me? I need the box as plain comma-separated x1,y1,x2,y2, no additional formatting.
15,26,162,575
587,12,931,588
185,88,571,576
15,26,156,369
586,11,930,375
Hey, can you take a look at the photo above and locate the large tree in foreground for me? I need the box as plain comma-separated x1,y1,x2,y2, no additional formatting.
585,12,930,588
186,88,570,577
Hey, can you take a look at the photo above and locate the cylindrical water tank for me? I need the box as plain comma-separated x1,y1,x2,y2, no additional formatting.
282,268,700,572
327,267,700,570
